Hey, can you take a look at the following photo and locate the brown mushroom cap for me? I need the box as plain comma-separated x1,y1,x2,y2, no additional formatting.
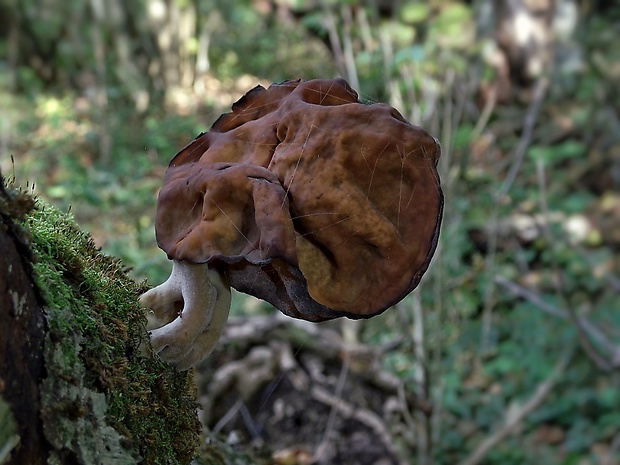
155,78,443,322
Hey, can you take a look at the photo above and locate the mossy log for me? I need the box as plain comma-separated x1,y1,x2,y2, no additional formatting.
0,179,209,465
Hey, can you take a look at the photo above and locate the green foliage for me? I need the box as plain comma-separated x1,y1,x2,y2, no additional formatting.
528,140,586,166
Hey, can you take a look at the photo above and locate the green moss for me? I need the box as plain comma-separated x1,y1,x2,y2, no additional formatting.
25,199,201,464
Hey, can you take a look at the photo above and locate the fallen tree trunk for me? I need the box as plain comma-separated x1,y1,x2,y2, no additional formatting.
0,179,214,465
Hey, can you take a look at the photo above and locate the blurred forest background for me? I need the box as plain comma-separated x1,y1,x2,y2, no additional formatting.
1,0,619,464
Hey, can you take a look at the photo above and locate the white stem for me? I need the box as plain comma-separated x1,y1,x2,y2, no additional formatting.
140,260,231,370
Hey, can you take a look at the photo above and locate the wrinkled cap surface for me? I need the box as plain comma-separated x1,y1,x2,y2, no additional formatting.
156,78,443,322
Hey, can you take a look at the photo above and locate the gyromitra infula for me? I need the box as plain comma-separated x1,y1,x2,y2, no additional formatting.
141,78,443,370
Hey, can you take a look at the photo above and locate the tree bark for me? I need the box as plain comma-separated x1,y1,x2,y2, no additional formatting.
0,196,49,464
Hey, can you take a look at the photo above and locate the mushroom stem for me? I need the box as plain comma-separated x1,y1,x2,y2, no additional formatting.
140,260,231,370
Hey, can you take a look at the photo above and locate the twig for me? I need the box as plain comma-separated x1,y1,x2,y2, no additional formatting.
283,353,406,464
458,346,574,465
88,0,112,165
1,118,10,164
239,402,262,441
537,156,618,372
340,4,360,92
411,291,432,465
602,430,620,465
471,84,497,140
563,308,616,371
476,66,546,359
315,357,350,462
217,315,427,462
498,76,549,198
211,399,261,440
398,383,419,445
212,398,243,435
480,206,500,354
456,73,483,181
310,384,407,465
440,69,455,171
322,3,347,80
224,315,414,392
495,275,568,319
575,243,620,293
495,275,620,369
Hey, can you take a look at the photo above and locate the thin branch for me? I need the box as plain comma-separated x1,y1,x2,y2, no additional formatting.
88,0,112,165
497,76,549,198
458,347,574,465
575,243,620,293
411,291,432,465
534,156,615,371
211,398,243,434
495,275,567,319
340,4,360,91
602,430,620,465
480,205,500,353
563,310,616,371
315,357,350,461
471,84,497,140
311,384,407,465
495,276,620,370
480,71,548,360
322,3,346,79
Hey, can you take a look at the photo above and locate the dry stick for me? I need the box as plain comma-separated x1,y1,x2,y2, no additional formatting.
411,291,431,465
400,65,420,124
340,4,360,92
1,118,10,166
457,73,495,181
431,258,446,448
440,70,455,172
222,315,432,461
471,84,497,140
495,275,620,369
88,0,112,165
535,157,618,372
576,243,620,293
559,308,613,370
285,353,405,464
602,430,620,465
481,76,549,352
458,347,574,465
479,204,500,354
322,3,347,82
397,383,419,448
310,384,407,465
379,28,396,100
212,398,243,435
497,76,549,197
314,357,350,462
431,70,475,444
356,6,373,52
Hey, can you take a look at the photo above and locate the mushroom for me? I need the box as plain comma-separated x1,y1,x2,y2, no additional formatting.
140,78,443,370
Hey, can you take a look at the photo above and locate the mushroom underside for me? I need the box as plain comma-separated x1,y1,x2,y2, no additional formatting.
140,260,231,370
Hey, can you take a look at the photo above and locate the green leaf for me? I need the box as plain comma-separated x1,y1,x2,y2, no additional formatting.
400,3,430,23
